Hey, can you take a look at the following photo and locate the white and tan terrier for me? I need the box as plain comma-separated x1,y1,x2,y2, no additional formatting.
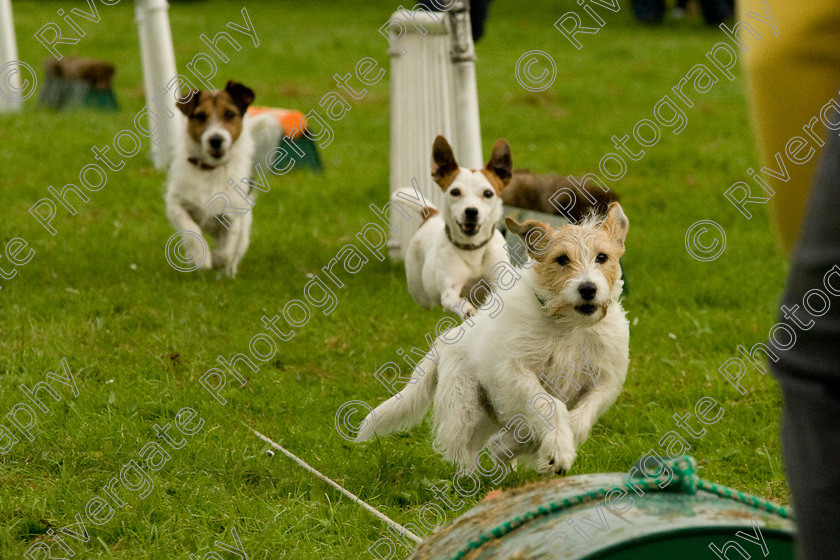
394,135,512,317
356,203,630,476
165,80,258,278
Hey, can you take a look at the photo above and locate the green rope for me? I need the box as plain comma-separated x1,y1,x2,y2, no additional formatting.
447,455,791,560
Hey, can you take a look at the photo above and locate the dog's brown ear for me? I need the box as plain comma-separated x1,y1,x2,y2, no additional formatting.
431,135,459,189
225,80,255,115
486,139,512,185
176,90,201,117
601,202,628,247
506,217,555,259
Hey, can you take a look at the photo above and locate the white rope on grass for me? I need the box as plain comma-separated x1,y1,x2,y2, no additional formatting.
244,423,423,544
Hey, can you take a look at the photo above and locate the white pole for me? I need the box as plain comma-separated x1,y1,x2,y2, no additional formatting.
246,425,424,544
136,0,178,170
0,0,23,113
448,0,482,168
135,1,156,123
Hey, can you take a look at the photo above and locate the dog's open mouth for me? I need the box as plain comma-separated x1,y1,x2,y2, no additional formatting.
459,222,480,236
209,149,226,160
575,304,597,315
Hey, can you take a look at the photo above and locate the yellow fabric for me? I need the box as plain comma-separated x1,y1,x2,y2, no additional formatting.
739,0,840,254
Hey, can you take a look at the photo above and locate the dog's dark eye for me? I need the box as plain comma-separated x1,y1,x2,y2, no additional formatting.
556,254,570,266
595,253,608,264
483,189,494,198
450,188,461,197
224,110,236,121
192,112,207,123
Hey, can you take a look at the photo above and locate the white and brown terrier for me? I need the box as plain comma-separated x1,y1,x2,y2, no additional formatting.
394,135,512,317
165,80,258,278
356,204,630,476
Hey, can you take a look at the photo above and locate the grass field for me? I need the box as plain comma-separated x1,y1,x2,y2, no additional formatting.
0,1,789,558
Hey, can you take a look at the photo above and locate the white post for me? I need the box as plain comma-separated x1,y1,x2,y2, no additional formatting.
386,3,482,260
386,10,453,260
135,1,156,124
136,0,178,170
447,0,482,168
0,0,22,113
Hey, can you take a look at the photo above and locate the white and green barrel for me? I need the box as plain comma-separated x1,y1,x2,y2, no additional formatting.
409,456,795,560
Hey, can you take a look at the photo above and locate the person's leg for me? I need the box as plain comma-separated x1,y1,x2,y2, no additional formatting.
774,113,840,375
739,0,840,253
772,103,840,560
698,0,732,26
631,0,666,24
469,0,493,42
415,0,493,42
774,371,840,560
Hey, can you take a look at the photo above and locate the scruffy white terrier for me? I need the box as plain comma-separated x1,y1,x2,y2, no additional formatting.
394,135,512,317
356,203,630,475
166,80,259,278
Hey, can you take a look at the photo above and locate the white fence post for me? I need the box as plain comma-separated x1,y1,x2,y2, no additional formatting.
387,2,482,260
136,0,179,170
0,0,23,113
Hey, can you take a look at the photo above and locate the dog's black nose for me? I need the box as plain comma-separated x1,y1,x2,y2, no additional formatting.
578,283,597,301
464,207,479,220
208,135,224,150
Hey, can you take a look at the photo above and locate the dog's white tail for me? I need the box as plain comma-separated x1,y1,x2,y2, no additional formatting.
354,354,438,442
391,187,438,221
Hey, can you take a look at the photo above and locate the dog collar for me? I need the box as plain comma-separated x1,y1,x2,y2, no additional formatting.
445,224,493,251
187,157,218,171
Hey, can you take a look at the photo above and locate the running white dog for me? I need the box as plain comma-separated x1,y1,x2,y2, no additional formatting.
165,80,259,278
356,203,630,475
394,135,512,317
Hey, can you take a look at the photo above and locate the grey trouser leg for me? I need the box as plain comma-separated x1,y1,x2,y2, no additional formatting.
775,371,840,560
771,113,840,560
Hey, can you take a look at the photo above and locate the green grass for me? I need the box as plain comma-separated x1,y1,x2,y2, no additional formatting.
1,1,788,558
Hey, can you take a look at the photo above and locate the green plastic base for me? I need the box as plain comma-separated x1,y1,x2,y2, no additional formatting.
39,75,118,111
269,135,324,173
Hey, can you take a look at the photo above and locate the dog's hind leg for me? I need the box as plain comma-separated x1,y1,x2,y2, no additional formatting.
434,406,493,470
166,202,212,270
488,425,538,468
433,369,497,470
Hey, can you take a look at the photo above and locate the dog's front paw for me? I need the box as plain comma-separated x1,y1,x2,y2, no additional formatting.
569,409,591,446
536,437,576,476
459,302,479,318
210,250,239,278
196,254,212,271
445,299,479,321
